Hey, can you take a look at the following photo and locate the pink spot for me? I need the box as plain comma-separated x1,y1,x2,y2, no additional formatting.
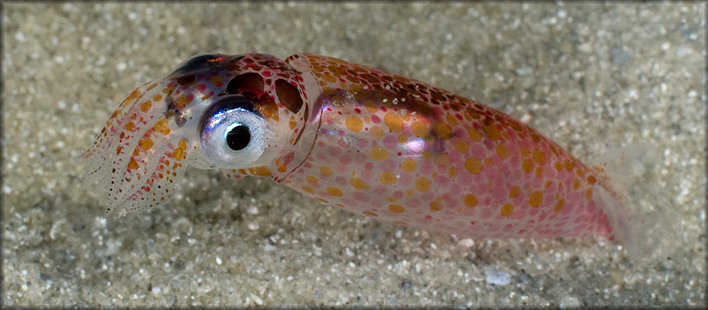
379,159,397,171
373,185,388,195
334,176,347,187
469,145,485,159
407,198,422,208
339,155,352,165
371,114,381,124
352,191,370,202
382,135,397,149
353,153,368,165
327,146,341,157
435,175,450,187
398,172,413,186
420,160,434,175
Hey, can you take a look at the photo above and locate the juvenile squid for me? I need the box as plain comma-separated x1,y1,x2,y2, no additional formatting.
84,53,634,245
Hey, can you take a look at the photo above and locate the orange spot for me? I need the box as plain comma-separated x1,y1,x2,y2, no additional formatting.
414,177,431,192
306,176,318,183
528,191,543,207
585,188,593,200
320,166,333,176
110,109,122,119
140,100,152,112
370,146,389,161
464,158,483,175
277,162,287,173
401,159,417,172
576,168,586,177
379,172,396,184
467,127,482,141
587,175,597,184
154,118,170,135
363,211,378,217
175,94,192,108
411,121,429,138
554,199,565,212
139,138,154,151
454,139,469,153
500,203,514,216
495,143,509,158
120,89,142,108
210,75,223,86
301,186,314,194
430,199,443,212
153,94,162,101
370,126,385,139
388,204,405,213
125,121,136,132
162,86,175,95
345,116,363,132
532,149,546,165
554,161,563,171
564,159,574,172
447,166,458,178
573,179,581,190
116,146,123,155
421,150,432,160
482,123,501,140
521,159,534,173
445,114,459,126
433,122,453,139
384,112,403,132
397,134,408,144
363,99,378,113
173,139,187,161
535,166,543,177
127,158,139,170
289,116,297,130
509,186,521,198
327,187,343,197
464,194,478,207
349,177,369,190
433,154,451,168
254,167,272,176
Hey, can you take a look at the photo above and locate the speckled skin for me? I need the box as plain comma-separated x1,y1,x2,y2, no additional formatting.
85,53,626,240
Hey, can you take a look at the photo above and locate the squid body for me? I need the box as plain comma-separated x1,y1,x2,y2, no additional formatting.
84,53,632,243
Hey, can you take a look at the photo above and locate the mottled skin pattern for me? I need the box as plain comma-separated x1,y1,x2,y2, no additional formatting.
85,53,627,241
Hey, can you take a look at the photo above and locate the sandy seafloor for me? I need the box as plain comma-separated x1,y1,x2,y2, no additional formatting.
2,2,705,308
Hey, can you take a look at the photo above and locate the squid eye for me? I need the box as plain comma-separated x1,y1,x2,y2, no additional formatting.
226,125,251,151
199,95,267,168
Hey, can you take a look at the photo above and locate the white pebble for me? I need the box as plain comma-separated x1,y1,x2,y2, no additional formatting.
485,270,511,286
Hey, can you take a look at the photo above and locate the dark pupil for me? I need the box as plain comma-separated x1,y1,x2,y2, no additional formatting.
226,125,251,151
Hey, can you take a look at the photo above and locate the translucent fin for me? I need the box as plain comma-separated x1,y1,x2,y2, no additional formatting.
591,143,676,263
